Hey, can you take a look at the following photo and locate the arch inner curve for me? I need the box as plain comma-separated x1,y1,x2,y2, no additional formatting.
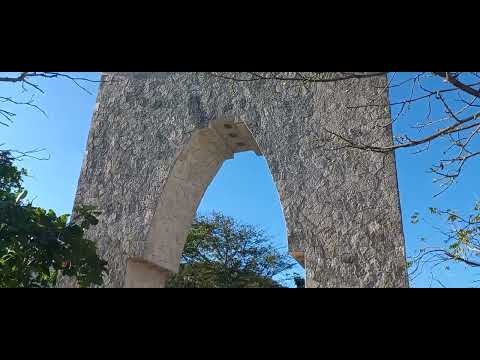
125,119,276,287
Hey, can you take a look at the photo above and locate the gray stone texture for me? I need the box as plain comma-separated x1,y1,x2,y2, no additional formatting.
72,72,408,288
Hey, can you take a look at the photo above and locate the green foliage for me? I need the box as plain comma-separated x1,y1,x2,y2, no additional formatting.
410,212,420,224
166,213,300,288
0,151,26,200
293,273,305,288
409,200,480,283
0,150,107,288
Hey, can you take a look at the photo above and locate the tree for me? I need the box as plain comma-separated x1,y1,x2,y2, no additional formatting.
293,273,305,288
408,200,480,286
0,150,107,288
0,72,99,127
166,213,301,288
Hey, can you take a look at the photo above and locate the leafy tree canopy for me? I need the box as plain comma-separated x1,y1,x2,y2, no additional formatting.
0,150,107,288
167,213,303,288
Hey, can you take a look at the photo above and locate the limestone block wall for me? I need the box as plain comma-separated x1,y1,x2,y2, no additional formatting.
72,72,408,288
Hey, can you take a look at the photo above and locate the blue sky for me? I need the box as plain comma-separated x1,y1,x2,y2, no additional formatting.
1,72,478,287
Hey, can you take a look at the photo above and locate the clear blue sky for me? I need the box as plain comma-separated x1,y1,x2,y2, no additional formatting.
1,72,478,287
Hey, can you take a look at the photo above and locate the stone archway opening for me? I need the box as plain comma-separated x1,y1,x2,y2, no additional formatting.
125,119,299,287
195,149,306,288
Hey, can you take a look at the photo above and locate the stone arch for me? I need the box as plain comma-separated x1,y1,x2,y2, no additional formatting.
73,72,408,288
125,118,294,287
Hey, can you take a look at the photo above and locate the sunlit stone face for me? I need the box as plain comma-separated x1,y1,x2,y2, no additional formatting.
70,72,408,288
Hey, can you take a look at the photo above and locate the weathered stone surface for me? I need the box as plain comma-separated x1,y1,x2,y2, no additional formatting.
71,72,408,288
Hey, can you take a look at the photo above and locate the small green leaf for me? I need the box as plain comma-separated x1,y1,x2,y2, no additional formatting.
411,212,420,224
